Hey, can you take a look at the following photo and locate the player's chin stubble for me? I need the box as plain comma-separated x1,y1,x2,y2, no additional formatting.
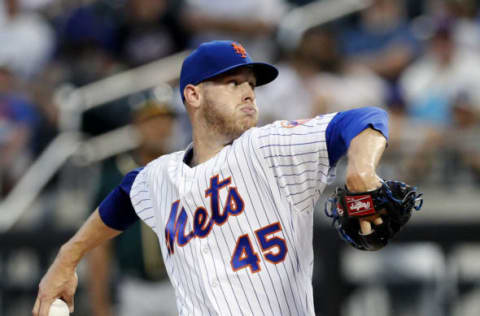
203,99,257,140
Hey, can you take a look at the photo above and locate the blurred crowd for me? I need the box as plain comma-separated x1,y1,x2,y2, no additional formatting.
1,0,480,198
1,0,480,200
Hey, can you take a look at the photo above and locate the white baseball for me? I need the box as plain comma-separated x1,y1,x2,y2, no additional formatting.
48,299,70,316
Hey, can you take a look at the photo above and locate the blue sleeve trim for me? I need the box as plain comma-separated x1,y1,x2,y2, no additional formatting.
98,167,144,230
326,107,389,167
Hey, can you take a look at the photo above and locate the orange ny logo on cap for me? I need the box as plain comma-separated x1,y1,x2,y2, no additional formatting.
232,42,247,58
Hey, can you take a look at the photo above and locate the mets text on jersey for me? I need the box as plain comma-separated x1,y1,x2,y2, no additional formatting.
165,174,244,255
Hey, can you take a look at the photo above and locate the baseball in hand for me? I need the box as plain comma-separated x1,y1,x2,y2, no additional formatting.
48,299,70,316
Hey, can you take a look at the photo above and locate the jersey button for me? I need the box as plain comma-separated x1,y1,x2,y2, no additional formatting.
211,281,218,288
203,247,209,254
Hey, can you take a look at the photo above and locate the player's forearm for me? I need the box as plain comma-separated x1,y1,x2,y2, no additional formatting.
346,128,387,192
57,209,122,269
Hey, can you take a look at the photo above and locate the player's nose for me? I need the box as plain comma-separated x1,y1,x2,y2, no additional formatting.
240,82,255,103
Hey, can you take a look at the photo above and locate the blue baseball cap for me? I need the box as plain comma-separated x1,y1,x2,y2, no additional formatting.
180,40,278,101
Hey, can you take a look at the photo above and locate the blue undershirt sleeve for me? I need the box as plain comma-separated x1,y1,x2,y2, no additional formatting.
98,168,143,230
325,107,389,167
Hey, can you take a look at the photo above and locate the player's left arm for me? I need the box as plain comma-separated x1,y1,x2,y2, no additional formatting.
326,107,389,234
325,107,423,250
345,128,387,234
33,210,122,316
33,169,143,316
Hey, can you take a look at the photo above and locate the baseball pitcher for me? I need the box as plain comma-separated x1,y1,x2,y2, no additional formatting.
33,40,422,316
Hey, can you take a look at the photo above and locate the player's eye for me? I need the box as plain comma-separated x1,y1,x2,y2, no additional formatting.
228,80,239,86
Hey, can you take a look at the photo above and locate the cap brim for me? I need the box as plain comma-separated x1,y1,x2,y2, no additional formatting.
197,62,278,87
250,62,279,87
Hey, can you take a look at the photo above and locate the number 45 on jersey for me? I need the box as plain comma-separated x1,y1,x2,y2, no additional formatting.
231,222,287,274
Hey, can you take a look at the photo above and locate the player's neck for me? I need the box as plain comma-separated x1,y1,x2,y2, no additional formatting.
190,128,232,167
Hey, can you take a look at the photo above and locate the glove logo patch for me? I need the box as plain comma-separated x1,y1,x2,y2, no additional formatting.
345,195,375,217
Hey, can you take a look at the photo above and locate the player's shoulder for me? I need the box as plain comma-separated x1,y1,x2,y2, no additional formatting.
142,150,186,173
130,150,186,189
253,113,338,136
233,114,337,157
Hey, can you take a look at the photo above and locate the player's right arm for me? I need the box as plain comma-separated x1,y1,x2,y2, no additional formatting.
33,168,144,316
32,209,122,316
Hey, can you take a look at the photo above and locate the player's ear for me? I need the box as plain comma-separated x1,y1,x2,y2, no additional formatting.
184,84,202,109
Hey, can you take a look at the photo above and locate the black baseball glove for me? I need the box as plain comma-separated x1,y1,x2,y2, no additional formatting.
324,180,423,251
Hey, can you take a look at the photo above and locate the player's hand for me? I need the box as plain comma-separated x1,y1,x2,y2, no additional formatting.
345,172,384,235
32,257,78,316
359,215,383,235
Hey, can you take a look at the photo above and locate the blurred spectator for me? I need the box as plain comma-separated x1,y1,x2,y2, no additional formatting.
181,0,289,61
116,0,188,67
442,0,480,53
57,0,124,86
399,19,480,182
448,92,480,183
57,0,187,137
27,65,62,157
255,27,325,125
55,1,127,139
0,65,38,196
400,19,480,126
340,0,420,111
58,0,187,74
0,0,55,81
305,26,387,113
256,26,387,125
87,99,178,316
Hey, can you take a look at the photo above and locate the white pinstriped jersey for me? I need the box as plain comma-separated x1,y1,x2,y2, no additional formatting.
129,113,337,316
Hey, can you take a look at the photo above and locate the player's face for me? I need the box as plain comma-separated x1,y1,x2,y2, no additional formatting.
199,67,258,140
